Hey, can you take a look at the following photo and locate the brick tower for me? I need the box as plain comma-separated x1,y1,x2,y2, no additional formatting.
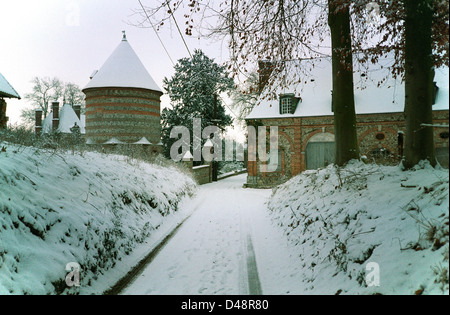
82,32,163,144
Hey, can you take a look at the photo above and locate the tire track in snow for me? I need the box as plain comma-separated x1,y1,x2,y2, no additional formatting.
105,197,206,295
239,198,263,295
244,233,263,295
121,175,269,295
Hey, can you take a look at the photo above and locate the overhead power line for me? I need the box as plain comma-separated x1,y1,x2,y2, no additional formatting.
166,1,193,58
137,0,175,66
138,1,236,120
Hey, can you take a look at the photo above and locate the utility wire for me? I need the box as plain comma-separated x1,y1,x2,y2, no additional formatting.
218,94,239,119
166,2,193,58
138,1,236,120
138,0,175,66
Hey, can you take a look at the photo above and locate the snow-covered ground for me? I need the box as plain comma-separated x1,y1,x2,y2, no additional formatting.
0,142,197,295
1,140,448,295
122,174,306,295
122,175,261,294
123,162,449,295
268,161,449,295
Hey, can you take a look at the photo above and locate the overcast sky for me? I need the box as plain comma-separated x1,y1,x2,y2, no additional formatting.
0,0,234,129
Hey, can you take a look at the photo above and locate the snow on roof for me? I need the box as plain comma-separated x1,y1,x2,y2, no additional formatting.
86,138,95,145
133,137,152,145
83,35,162,92
42,104,85,134
182,150,194,161
246,56,449,120
104,137,125,145
0,72,20,99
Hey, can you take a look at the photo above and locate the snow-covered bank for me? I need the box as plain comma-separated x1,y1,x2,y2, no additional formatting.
268,161,449,295
0,143,197,295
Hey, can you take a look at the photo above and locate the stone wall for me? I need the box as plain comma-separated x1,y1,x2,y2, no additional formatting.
192,164,212,185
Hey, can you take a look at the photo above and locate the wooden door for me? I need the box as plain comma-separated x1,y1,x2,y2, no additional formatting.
306,142,335,170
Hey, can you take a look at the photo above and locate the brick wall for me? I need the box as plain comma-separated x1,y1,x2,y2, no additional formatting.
84,87,163,144
246,110,449,188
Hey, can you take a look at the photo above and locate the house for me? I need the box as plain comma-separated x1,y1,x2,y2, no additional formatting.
0,72,21,129
245,57,449,188
36,102,85,136
82,32,163,146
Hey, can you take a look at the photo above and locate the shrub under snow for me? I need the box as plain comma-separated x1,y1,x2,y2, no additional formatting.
0,143,196,294
268,160,449,295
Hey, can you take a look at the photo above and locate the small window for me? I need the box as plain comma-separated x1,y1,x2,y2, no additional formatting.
439,132,449,139
280,97,293,115
375,133,385,141
279,94,300,115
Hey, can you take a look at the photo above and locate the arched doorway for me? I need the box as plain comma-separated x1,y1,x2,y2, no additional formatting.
306,132,335,170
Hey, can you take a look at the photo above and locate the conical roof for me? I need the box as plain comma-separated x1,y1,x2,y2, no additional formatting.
84,33,162,92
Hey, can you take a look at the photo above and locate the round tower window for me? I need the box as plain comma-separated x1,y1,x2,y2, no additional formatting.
375,133,386,141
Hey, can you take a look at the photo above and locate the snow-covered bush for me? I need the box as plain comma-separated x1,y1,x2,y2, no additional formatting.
268,161,449,295
0,142,197,294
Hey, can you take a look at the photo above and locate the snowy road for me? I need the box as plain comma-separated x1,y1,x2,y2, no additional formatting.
122,174,304,295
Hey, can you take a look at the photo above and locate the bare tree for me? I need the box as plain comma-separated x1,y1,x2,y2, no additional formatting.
356,0,449,169
229,71,259,125
24,77,63,118
133,0,449,169
132,1,328,82
64,82,85,108
133,0,362,166
19,108,38,128
21,78,85,127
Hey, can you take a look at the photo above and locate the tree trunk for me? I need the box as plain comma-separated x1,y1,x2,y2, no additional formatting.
328,0,359,166
403,0,436,169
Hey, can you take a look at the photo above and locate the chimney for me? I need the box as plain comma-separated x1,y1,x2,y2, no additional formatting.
258,60,275,94
52,102,60,131
35,109,43,136
73,104,81,120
